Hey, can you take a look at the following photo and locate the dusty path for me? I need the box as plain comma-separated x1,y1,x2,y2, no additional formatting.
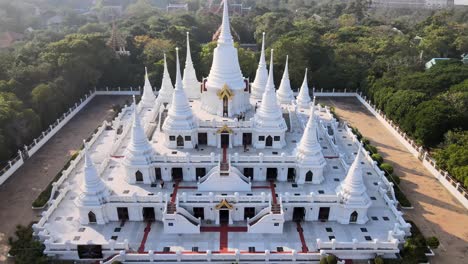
318,96,468,264
0,95,130,262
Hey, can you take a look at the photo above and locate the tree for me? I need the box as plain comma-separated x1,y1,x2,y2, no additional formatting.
8,225,47,264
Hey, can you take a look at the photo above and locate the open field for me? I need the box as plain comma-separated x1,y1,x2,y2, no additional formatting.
0,95,130,262
318,96,468,264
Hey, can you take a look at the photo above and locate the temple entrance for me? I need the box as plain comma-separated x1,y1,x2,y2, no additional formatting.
172,168,183,181
221,134,229,147
287,168,296,182
117,207,129,221
318,207,330,221
135,171,143,182
176,135,184,147
243,168,254,180
265,135,273,147
143,207,155,221
198,133,207,145
193,207,205,220
196,168,206,180
244,207,255,220
88,211,96,223
155,168,162,181
223,96,228,117
219,210,229,223
266,168,277,181
305,171,313,182
293,207,305,222
242,133,252,146
350,211,358,223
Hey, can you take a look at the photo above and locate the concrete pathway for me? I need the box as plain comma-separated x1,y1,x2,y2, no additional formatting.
319,96,468,264
0,95,130,262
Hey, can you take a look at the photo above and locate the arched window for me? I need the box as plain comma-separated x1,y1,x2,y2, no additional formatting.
265,136,273,147
177,135,184,147
135,171,143,182
350,211,358,223
305,171,313,182
88,211,97,223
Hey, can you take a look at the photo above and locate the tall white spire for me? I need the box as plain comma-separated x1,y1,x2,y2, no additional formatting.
254,49,286,129
123,97,155,165
140,67,156,108
77,141,109,206
296,68,312,108
162,48,195,131
276,55,294,104
182,32,200,99
218,0,233,45
336,145,371,205
158,54,174,103
297,100,322,156
251,32,268,100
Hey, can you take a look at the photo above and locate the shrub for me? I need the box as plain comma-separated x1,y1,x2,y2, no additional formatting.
390,174,400,185
365,144,378,154
326,255,337,264
362,138,370,145
426,236,439,249
319,257,328,264
374,256,384,264
8,224,47,264
371,153,383,164
394,186,412,207
380,162,394,175
351,126,363,140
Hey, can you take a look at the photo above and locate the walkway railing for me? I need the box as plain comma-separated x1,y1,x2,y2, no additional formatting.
314,89,468,209
0,87,140,186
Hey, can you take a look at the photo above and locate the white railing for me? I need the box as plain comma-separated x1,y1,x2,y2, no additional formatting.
314,90,468,209
198,119,252,128
0,87,140,186
316,238,399,251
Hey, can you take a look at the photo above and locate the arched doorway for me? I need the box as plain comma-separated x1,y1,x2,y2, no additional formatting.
223,95,228,117
135,171,143,182
176,135,184,147
350,211,358,223
305,171,313,182
265,136,273,147
88,211,96,223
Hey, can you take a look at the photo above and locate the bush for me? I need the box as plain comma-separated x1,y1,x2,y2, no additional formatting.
319,255,337,264
426,236,439,249
371,153,383,164
365,144,378,154
351,126,363,140
374,256,384,264
8,224,47,264
394,186,412,207
390,174,400,185
362,137,370,145
380,162,394,175
319,257,328,264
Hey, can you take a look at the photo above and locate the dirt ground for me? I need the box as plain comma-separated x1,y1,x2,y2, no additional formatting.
318,96,468,264
0,95,130,262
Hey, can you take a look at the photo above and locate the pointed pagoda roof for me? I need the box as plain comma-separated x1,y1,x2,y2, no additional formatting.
157,54,174,103
297,99,321,155
251,32,268,100
183,32,200,99
77,141,110,206
205,0,245,91
336,145,371,205
162,48,195,132
123,97,155,166
296,68,312,108
276,55,294,104
140,67,156,108
254,49,286,130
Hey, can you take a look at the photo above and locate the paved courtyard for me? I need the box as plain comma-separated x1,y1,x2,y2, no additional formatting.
318,96,468,264
0,95,130,262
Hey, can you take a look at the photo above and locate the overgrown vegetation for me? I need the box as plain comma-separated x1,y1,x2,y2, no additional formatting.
8,224,47,264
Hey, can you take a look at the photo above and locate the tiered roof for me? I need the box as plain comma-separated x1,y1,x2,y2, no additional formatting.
276,55,294,104
296,68,312,108
158,54,174,104
251,32,268,100
140,67,156,108
182,32,200,99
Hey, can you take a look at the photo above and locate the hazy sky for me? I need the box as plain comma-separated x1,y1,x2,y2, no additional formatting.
455,0,468,5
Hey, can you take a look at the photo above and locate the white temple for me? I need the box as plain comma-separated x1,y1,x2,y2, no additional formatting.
34,1,410,262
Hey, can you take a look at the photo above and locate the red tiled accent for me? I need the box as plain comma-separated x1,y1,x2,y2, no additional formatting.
270,181,277,204
296,221,309,252
170,182,179,203
138,222,152,253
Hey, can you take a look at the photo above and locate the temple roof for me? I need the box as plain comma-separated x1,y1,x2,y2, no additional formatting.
182,32,200,99
251,32,268,99
158,54,174,103
140,67,156,108
297,100,322,156
205,0,245,91
276,55,294,104
296,68,311,108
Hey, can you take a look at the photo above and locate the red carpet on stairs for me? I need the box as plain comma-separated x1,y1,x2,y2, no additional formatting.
138,222,152,253
296,221,309,252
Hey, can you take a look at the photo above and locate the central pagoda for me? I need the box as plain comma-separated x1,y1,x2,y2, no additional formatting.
201,0,249,117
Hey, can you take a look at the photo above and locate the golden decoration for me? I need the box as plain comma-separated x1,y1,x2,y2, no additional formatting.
215,199,233,210
216,124,233,134
217,83,234,100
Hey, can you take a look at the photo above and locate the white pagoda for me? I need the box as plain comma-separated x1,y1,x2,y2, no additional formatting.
34,1,410,262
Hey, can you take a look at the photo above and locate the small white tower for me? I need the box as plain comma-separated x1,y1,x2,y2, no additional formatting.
253,49,287,149
250,32,268,101
183,32,201,99
158,54,174,104
335,145,371,224
122,97,156,184
295,99,326,184
296,68,312,108
276,55,294,104
139,67,157,108
162,48,196,149
76,142,110,225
